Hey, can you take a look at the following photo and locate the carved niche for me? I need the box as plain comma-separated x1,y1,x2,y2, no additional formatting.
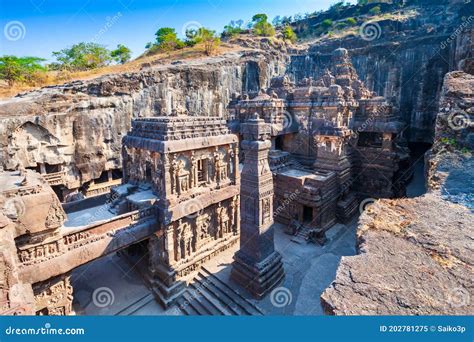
172,156,190,195
195,213,211,250
176,220,194,261
34,275,73,316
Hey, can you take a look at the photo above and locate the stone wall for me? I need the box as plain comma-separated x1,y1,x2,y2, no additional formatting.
287,1,473,143
0,51,287,196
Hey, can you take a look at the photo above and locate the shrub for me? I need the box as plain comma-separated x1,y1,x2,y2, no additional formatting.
321,19,333,29
369,5,382,15
345,17,357,26
282,25,297,43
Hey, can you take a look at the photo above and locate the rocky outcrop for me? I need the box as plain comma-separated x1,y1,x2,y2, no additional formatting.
288,1,473,143
0,50,287,196
321,71,473,315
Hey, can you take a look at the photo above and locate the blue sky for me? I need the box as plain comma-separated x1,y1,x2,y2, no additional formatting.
0,0,355,61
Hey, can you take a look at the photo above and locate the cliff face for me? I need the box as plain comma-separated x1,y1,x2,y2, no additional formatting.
0,1,471,197
321,71,473,315
288,1,473,143
0,50,287,194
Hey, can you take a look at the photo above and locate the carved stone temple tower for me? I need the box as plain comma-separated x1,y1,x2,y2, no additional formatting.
231,114,285,298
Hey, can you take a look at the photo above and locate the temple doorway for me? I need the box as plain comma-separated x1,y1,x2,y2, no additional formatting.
303,206,313,223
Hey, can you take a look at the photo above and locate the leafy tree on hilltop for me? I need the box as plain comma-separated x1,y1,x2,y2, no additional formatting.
223,20,245,38
252,13,275,37
52,42,112,70
198,28,221,56
0,56,46,86
111,44,132,64
153,27,184,55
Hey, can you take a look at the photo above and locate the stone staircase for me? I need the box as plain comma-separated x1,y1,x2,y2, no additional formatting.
176,267,264,316
114,293,154,316
290,224,311,244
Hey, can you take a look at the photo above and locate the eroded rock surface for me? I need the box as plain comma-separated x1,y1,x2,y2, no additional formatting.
321,70,473,315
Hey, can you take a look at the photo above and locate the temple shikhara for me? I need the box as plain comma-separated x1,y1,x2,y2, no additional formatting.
0,48,414,315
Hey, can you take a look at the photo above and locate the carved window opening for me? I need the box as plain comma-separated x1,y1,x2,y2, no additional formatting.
45,163,62,174
145,161,153,183
197,159,206,183
111,168,122,180
95,170,109,184
357,132,383,148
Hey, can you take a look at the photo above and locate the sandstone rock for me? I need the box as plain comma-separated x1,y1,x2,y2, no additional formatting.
321,67,474,316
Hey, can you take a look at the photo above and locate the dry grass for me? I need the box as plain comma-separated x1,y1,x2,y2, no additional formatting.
0,42,241,99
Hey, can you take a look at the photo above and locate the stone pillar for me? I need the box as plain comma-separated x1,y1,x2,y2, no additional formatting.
231,114,284,298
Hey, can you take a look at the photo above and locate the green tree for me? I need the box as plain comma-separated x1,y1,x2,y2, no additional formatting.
272,16,282,27
52,42,112,70
252,13,275,37
0,56,46,86
153,27,184,55
282,25,297,43
196,28,220,56
223,20,245,37
329,1,345,11
111,44,131,64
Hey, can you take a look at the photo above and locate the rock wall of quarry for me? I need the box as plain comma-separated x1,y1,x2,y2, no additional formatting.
287,1,473,144
320,69,473,315
0,51,287,192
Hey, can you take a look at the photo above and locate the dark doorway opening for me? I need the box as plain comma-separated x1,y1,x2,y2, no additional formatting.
96,171,109,184
45,163,61,174
303,205,313,223
51,185,64,202
275,136,284,150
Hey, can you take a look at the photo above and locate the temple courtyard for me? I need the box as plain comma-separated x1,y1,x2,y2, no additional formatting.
72,220,357,316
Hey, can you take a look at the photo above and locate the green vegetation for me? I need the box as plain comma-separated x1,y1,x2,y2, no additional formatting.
369,5,382,15
282,25,297,43
52,42,113,71
194,28,221,56
321,19,334,29
329,1,351,12
252,13,275,37
440,137,471,154
0,56,46,86
148,27,185,55
357,0,369,5
111,44,131,64
345,17,357,26
223,20,245,38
